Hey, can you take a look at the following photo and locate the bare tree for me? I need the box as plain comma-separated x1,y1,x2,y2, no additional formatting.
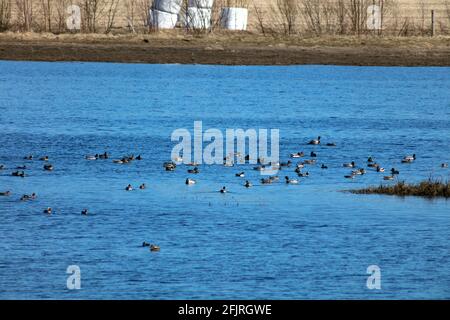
348,0,370,35
104,0,120,33
252,0,268,35
81,0,106,33
16,0,34,31
0,0,11,31
55,0,71,33
136,0,152,29
40,0,53,32
275,0,299,35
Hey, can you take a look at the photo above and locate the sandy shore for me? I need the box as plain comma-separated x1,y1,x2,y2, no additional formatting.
0,32,449,66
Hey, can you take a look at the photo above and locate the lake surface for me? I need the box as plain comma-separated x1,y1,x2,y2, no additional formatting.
0,61,449,299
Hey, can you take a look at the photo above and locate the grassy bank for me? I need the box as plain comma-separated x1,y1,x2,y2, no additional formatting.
351,179,450,198
0,32,449,66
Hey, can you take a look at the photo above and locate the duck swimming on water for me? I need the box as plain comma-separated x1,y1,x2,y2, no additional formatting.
43,164,54,171
185,178,196,185
244,180,252,188
308,136,321,145
343,161,356,168
188,167,199,174
125,184,133,191
81,209,88,215
43,207,52,214
285,176,299,184
139,183,146,189
290,152,304,158
0,191,11,196
219,186,227,193
12,171,25,177
402,154,416,163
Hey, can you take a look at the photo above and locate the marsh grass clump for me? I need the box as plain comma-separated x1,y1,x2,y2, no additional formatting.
351,179,450,198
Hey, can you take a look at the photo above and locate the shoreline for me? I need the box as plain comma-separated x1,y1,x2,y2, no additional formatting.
1,33,450,66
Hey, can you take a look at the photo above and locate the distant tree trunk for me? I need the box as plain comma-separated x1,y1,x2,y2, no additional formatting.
276,0,299,35
16,0,34,31
0,0,11,31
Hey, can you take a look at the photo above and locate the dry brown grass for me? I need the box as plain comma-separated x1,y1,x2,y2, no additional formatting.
351,179,450,198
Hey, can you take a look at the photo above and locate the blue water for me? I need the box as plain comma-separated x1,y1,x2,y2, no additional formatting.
0,61,449,299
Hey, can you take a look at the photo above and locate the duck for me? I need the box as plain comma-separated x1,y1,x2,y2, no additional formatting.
235,172,245,178
303,159,316,165
219,186,227,193
150,244,160,252
185,178,196,185
39,156,49,161
321,164,328,169
244,180,252,188
43,164,54,171
12,171,25,177
310,151,317,157
261,178,272,184
0,191,11,196
384,175,394,181
142,242,150,247
376,166,385,173
98,152,109,159
20,193,37,201
187,167,199,174
280,160,292,167
136,155,142,160
296,163,305,169
343,161,356,168
367,157,374,163
0,164,4,170
391,168,400,175
16,165,27,170
344,174,355,179
402,154,416,163
297,171,309,177
139,183,146,189
24,155,33,160
326,142,336,147
285,176,299,184
43,207,52,214
442,163,449,168
253,165,265,171
125,184,133,191
163,161,176,171
290,152,304,158
85,155,97,161
308,136,321,145
81,209,88,215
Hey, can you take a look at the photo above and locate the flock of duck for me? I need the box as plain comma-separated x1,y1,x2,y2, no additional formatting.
1,135,449,207
163,136,448,192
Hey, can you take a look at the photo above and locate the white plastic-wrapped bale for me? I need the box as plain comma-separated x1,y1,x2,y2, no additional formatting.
186,7,212,29
150,9,179,29
188,0,214,9
220,7,248,31
154,0,183,15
